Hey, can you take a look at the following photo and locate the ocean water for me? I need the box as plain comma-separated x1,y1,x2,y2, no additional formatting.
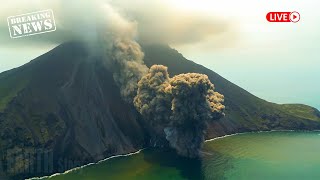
33,131,320,180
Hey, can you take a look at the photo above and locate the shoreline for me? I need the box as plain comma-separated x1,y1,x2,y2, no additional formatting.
27,148,145,180
27,129,320,179
205,129,320,142
205,129,292,142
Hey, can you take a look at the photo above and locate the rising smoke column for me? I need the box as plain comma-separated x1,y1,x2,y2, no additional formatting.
96,4,149,103
55,1,224,157
134,65,225,158
96,4,224,157
110,39,148,102
167,73,225,157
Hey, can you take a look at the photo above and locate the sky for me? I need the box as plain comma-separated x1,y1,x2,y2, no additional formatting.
0,0,319,109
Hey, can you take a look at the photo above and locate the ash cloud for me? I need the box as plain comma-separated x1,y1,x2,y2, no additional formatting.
1,0,227,156
170,73,225,125
0,1,232,102
133,65,172,125
134,65,225,157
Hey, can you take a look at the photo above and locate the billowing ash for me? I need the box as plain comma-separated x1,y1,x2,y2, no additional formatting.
28,1,226,157
110,39,148,102
170,73,225,125
91,4,225,157
134,65,225,157
133,65,172,126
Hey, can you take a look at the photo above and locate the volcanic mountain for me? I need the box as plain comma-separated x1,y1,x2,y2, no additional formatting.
0,42,319,179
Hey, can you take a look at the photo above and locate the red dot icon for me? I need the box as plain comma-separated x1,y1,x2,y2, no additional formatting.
290,11,300,23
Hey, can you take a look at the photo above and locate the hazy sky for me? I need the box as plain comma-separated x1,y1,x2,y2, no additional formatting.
0,0,319,109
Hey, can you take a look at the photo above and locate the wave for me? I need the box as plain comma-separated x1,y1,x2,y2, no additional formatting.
205,129,320,142
26,148,145,180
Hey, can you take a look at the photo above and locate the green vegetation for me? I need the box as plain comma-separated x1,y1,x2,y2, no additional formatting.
0,69,30,112
278,104,320,121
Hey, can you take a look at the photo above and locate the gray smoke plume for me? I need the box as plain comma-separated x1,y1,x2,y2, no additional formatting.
110,39,148,102
0,0,230,104
134,65,225,157
94,4,149,103
168,73,224,157
170,73,225,126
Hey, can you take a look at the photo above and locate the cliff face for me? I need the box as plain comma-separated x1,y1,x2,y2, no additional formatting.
0,42,319,179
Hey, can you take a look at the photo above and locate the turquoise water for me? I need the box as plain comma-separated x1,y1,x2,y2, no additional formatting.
34,131,320,180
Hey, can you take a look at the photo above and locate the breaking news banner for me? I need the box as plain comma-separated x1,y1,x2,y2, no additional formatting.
7,9,56,38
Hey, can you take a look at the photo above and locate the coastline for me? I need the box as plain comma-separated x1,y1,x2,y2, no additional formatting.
205,129,320,142
27,149,145,180
27,129,320,180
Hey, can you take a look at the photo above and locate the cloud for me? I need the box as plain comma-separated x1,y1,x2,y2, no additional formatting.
110,0,234,46
0,0,234,48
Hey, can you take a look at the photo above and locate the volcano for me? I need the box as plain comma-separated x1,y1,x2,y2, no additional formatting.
0,42,319,179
